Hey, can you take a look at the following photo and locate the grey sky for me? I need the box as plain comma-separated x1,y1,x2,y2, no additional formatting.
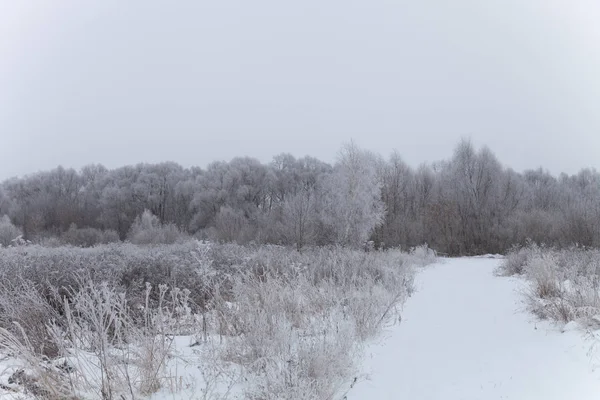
1,0,599,180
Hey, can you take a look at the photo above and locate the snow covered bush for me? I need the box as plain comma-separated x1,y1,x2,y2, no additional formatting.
209,245,422,399
0,215,22,247
496,241,540,276
503,244,600,325
127,210,187,245
526,252,562,299
407,244,438,267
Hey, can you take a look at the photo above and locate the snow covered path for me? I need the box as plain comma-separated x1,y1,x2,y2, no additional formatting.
348,257,600,400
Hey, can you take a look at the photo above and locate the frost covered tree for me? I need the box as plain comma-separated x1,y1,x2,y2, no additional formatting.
79,164,109,228
375,151,416,248
281,189,317,250
447,140,504,254
214,206,251,243
269,154,332,248
3,139,600,253
189,157,270,236
319,143,386,247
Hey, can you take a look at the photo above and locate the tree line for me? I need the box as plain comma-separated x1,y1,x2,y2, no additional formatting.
1,139,599,255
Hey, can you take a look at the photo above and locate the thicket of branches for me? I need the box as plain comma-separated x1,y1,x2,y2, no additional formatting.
2,139,600,255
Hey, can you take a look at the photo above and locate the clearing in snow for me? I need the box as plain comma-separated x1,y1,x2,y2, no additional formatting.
348,257,600,400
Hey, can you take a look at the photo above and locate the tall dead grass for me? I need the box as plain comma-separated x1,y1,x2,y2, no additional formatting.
501,244,600,325
0,242,435,399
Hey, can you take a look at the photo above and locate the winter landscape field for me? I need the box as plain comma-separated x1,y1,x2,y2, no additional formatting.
3,0,600,399
2,141,600,399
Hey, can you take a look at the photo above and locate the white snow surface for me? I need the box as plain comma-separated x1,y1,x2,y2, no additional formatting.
348,257,600,400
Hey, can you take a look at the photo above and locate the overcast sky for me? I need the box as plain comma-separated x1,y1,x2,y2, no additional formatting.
1,0,599,180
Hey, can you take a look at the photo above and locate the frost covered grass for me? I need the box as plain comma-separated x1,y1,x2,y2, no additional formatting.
499,244,600,325
0,242,435,400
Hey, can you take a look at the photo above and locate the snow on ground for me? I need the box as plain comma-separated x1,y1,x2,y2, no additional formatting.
148,336,243,400
348,257,600,400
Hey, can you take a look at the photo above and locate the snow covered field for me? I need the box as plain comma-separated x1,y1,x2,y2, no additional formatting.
348,257,600,400
2,254,600,399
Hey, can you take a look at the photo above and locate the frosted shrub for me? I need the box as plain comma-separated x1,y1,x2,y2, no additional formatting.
218,271,358,399
127,210,187,245
409,244,437,267
211,246,422,399
0,215,22,247
507,244,600,324
525,253,561,299
496,241,542,276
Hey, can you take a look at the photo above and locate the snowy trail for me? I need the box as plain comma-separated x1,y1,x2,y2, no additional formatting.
348,257,600,400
